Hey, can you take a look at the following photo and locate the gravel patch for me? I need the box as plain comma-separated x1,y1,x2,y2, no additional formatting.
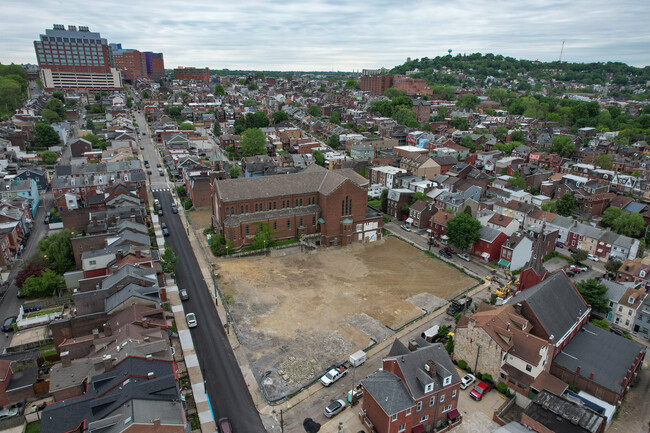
407,292,448,312
346,313,393,342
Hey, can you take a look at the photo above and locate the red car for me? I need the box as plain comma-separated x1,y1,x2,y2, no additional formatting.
443,246,456,254
470,380,494,401
218,417,232,433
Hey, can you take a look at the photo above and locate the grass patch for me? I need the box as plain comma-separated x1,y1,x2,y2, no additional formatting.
191,413,200,429
26,307,63,318
40,343,57,357
224,294,234,305
26,422,41,433
368,199,381,208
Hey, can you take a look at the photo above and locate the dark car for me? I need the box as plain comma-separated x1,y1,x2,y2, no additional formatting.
156,163,162,168
218,417,232,433
146,170,152,175
162,228,169,236
179,289,189,301
158,209,163,217
565,270,575,277
1,316,17,332
140,146,144,150
439,249,452,259
610,327,626,336
171,205,178,214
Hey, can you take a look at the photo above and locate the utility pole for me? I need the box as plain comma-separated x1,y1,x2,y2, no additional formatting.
559,41,565,63
280,409,284,433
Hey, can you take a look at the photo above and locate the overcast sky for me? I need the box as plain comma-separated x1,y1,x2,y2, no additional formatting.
2,0,649,71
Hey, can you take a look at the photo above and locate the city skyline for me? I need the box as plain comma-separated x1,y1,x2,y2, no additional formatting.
2,0,649,71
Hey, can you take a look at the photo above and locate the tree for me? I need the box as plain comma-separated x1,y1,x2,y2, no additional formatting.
40,109,61,123
0,76,25,119
380,189,388,213
486,88,509,105
45,98,66,121
212,121,222,137
605,259,623,276
557,193,576,217
464,205,472,215
38,229,75,274
247,83,259,91
240,128,267,156
326,134,340,149
494,126,508,142
52,91,65,103
271,110,289,124
445,336,454,354
307,105,322,117
369,99,393,117
409,192,428,205
252,222,276,250
345,79,360,89
214,83,226,96
210,234,234,256
126,97,132,108
509,170,527,190
446,213,482,252
329,111,341,125
510,130,525,143
21,269,64,298
450,116,468,130
142,90,150,99
460,135,476,152
575,279,611,314
494,141,517,155
179,123,195,130
16,261,46,288
313,150,325,167
594,154,613,169
631,169,641,178
601,207,645,237
84,133,108,150
392,106,418,127
34,122,60,147
160,247,178,274
40,150,58,164
457,93,480,111
551,135,575,157
384,88,406,98
571,249,588,264
230,165,240,178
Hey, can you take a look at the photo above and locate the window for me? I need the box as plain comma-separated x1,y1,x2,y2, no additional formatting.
300,217,304,227
429,396,435,407
312,216,316,226
419,415,428,423
391,414,397,422
273,221,277,230
89,260,96,266
245,225,249,235
245,205,249,213
442,405,452,413
425,383,434,393
240,205,244,213
406,408,411,416
440,394,445,403
226,208,229,216
416,401,422,412
287,219,291,229
255,204,258,212
525,364,532,372
452,390,457,398
398,424,406,432
273,202,277,210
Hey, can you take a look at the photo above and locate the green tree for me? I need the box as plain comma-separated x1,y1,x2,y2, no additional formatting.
84,133,108,150
34,122,60,147
247,83,259,91
384,88,406,98
575,279,611,314
446,213,482,252
494,126,508,142
510,130,525,142
457,93,480,111
21,269,64,298
369,99,393,117
240,128,267,156
409,191,428,205
0,76,25,119
605,259,623,276
326,134,340,149
52,91,65,103
179,123,195,130
230,165,240,178
16,261,46,288
142,90,150,99
40,109,61,123
38,229,75,274
212,121,222,137
380,189,388,213
329,111,341,125
509,170,527,190
307,105,322,117
313,149,325,167
494,141,517,155
460,135,476,152
392,106,418,127
271,110,289,124
85,118,95,132
464,205,472,215
210,233,234,256
557,193,576,217
445,336,454,354
252,222,276,249
601,208,645,237
594,154,613,169
345,79,360,89
214,83,226,96
631,169,641,178
486,88,509,105
571,249,588,264
450,116,468,130
126,97,132,108
40,150,58,164
160,247,178,274
551,135,575,157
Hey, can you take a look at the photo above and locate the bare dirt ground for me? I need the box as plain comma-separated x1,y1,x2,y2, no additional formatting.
187,208,213,231
216,236,476,401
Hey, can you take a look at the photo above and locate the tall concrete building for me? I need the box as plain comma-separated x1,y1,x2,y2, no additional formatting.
111,43,165,82
173,67,210,83
34,25,122,91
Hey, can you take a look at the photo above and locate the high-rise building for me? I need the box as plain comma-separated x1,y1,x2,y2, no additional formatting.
360,74,393,96
173,67,210,83
34,25,122,91
111,43,165,82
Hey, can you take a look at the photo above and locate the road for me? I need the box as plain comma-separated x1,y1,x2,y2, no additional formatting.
154,191,266,432
0,190,53,353
133,110,168,192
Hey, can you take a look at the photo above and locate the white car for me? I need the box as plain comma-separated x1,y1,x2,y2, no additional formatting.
460,373,476,390
587,254,599,262
457,253,470,262
324,399,347,418
400,225,411,232
186,313,198,328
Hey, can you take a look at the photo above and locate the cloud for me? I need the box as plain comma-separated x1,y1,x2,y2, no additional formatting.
1,0,648,70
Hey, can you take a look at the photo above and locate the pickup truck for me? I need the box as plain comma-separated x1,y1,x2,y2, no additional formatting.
320,365,348,387
470,380,494,401
446,296,472,316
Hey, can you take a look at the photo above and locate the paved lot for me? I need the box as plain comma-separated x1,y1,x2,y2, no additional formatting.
609,358,650,433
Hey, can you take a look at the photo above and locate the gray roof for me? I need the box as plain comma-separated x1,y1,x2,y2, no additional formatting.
104,283,160,313
362,370,414,416
479,226,503,243
548,215,573,229
523,390,605,433
623,201,646,214
507,272,588,342
553,323,645,394
214,164,367,203
494,422,536,433
601,279,629,303
100,264,157,291
573,223,602,239
223,204,320,228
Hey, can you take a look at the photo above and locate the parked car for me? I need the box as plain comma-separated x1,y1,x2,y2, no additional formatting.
146,170,152,175
556,242,563,248
162,227,169,236
568,247,577,253
161,222,167,229
324,399,347,418
610,327,626,336
0,407,18,420
567,265,582,273
575,265,588,272
158,209,163,216
320,365,348,387
470,380,494,401
460,373,476,390
218,417,232,433
179,289,189,301
1,316,17,332
140,146,144,150
171,205,178,214
439,249,452,259
444,246,456,254
565,270,576,277
587,254,599,262
400,224,411,232
185,313,197,328
446,297,472,316
457,253,470,262
156,163,162,168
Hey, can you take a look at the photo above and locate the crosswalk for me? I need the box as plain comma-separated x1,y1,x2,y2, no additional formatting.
151,187,170,193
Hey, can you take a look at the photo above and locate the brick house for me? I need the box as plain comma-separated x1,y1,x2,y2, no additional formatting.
486,213,519,236
616,257,650,286
498,232,534,271
429,212,453,241
522,391,607,433
361,339,462,433
399,153,441,179
471,226,507,263
387,189,413,219
408,200,437,231
211,164,382,250
69,137,92,157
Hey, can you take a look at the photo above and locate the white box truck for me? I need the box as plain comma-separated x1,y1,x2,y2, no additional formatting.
349,350,366,367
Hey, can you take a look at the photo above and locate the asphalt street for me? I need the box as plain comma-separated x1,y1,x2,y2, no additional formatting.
154,191,266,432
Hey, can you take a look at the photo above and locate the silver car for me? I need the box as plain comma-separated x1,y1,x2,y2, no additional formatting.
186,313,197,328
324,399,346,418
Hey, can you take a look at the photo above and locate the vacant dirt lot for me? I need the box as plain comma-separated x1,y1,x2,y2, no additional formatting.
188,208,213,231
216,236,476,401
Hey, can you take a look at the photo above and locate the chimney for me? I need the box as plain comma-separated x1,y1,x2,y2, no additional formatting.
576,366,581,374
61,351,71,367
102,323,112,337
147,371,155,380
102,355,112,371
92,328,100,340
426,360,437,378
143,336,150,342
116,250,123,260
135,250,141,258
589,372,595,380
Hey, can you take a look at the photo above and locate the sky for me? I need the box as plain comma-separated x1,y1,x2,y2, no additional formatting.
2,0,649,71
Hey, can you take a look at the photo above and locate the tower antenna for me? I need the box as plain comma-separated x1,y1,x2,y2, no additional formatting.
559,41,565,63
